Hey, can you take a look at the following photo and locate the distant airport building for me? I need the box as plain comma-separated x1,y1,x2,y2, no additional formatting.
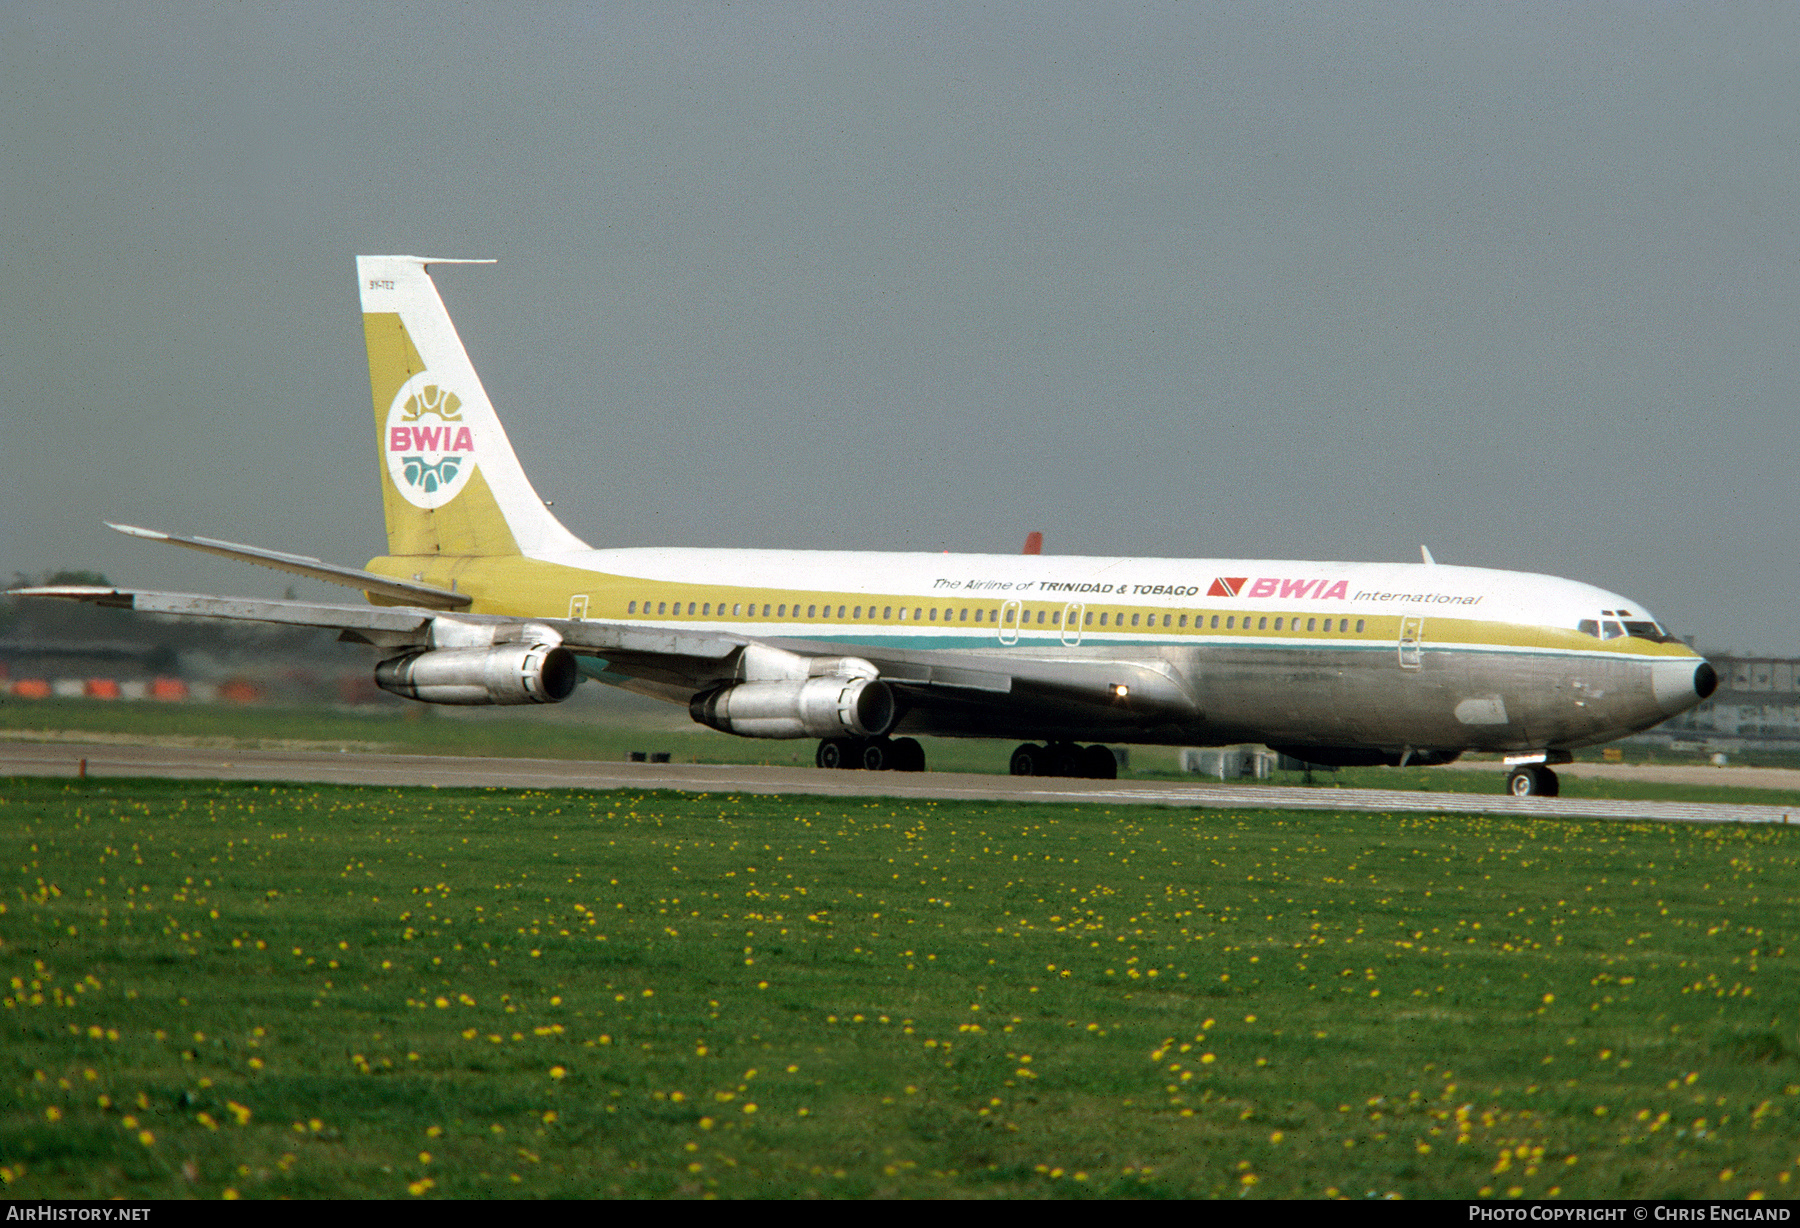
1637,655,1800,750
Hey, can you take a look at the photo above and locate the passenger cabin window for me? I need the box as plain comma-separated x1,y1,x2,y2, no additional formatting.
1258,616,1267,630
628,601,637,614
1226,616,1234,629
1355,619,1365,633
1273,617,1283,630
1212,615,1220,629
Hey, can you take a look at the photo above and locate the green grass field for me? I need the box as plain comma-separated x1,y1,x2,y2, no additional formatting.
1,777,1797,1199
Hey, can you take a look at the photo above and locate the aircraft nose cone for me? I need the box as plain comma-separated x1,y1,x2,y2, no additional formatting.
1654,658,1718,716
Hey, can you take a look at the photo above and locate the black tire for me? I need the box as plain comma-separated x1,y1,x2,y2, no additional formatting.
1507,765,1559,796
890,737,926,773
1010,744,1046,776
1047,742,1082,777
817,738,857,770
860,739,892,771
1082,744,1118,780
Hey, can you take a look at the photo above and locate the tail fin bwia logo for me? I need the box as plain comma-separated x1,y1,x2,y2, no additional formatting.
399,385,464,422
385,373,477,509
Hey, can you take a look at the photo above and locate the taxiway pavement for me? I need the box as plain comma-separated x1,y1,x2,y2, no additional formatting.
4,741,1796,828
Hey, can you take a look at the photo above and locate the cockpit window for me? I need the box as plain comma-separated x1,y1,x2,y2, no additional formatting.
1577,616,1681,644
1624,620,1681,644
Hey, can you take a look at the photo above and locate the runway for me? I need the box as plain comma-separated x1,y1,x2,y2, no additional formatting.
5,740,1798,827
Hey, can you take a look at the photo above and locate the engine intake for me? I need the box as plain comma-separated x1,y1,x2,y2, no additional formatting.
690,676,896,739
375,645,579,706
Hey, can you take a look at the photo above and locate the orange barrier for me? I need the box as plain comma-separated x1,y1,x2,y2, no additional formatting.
11,679,51,699
150,677,188,701
84,679,121,700
218,678,264,704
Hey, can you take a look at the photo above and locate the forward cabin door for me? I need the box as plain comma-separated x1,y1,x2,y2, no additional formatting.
1398,615,1424,670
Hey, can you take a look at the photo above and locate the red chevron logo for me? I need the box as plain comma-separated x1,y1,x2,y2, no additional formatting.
1208,577,1247,598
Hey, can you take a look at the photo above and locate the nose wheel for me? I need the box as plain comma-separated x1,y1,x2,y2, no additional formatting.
1506,765,1560,797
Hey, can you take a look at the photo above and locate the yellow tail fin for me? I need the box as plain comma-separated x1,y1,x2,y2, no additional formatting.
358,256,588,560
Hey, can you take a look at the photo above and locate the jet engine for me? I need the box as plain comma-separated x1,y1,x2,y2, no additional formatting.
689,676,896,739
375,644,579,705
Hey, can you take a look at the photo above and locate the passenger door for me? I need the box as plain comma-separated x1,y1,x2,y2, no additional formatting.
1062,602,1084,646
1398,615,1424,670
999,599,1022,646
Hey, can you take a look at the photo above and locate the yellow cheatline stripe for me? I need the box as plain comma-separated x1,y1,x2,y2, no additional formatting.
360,555,1697,660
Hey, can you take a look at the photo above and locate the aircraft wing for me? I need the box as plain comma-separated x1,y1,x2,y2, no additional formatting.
11,586,1193,718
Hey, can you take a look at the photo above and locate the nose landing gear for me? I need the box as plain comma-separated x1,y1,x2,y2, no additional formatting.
1506,765,1560,797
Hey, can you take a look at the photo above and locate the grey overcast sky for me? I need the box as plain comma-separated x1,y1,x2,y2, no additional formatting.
2,3,1795,653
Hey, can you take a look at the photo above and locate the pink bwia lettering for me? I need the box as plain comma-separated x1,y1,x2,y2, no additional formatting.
1248,578,1279,598
1320,580,1349,600
390,425,474,453
1278,578,1315,599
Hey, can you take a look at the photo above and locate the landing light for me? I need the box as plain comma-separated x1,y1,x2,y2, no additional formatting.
1112,684,1130,699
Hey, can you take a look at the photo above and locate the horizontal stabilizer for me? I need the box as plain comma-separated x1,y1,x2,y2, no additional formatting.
106,523,471,609
9,586,434,638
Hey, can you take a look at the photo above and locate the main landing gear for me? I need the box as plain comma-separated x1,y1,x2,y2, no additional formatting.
816,736,926,772
1506,765,1561,797
1009,742,1118,780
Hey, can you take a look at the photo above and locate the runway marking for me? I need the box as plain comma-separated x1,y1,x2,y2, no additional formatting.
4,742,1795,826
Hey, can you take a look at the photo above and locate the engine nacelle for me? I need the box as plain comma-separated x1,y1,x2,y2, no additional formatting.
689,676,896,739
375,645,579,706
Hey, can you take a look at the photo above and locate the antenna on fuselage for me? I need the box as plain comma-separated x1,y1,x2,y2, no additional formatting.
1420,545,1437,566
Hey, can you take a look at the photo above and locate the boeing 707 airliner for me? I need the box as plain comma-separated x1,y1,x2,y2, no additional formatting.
15,256,1718,796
